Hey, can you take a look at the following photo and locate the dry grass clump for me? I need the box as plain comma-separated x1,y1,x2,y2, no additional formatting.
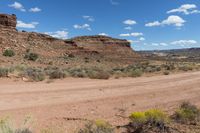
68,67,110,79
20,68,45,81
173,102,200,124
0,116,33,133
78,120,114,133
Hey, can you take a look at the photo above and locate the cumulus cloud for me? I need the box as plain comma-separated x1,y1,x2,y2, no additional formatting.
145,21,161,27
119,32,143,37
9,2,26,12
123,19,137,25
29,7,41,12
99,33,108,36
73,24,91,31
145,15,186,27
45,31,68,39
167,4,200,15
83,16,95,22
171,40,197,45
17,21,39,29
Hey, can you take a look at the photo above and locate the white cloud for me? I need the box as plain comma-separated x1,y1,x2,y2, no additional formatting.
29,7,41,12
9,2,26,12
17,21,39,29
152,43,159,46
83,16,95,22
171,40,197,45
45,31,68,39
119,32,143,37
151,42,168,46
124,26,132,30
99,33,108,36
128,40,140,44
110,0,119,5
167,4,200,15
139,37,145,41
119,33,130,37
145,21,161,27
145,15,186,27
131,32,143,37
160,43,168,46
123,19,137,25
73,24,91,31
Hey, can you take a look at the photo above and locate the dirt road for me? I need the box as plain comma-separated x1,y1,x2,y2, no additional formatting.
0,71,200,132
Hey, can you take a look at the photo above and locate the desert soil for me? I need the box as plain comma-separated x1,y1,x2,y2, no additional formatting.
0,71,200,132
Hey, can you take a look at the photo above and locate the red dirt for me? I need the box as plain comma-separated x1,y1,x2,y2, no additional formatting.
0,71,200,132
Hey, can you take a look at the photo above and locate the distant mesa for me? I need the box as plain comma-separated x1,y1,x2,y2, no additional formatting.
0,14,17,29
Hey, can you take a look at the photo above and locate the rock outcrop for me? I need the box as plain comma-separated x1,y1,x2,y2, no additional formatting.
0,13,138,67
0,14,17,29
69,35,137,58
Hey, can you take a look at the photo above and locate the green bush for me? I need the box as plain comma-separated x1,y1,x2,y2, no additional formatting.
0,68,9,77
78,120,113,133
24,53,39,61
173,102,200,124
3,49,15,57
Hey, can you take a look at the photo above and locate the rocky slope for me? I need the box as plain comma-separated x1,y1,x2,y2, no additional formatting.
0,13,138,68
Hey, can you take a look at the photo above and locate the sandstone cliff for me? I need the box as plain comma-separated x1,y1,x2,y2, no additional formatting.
0,13,138,67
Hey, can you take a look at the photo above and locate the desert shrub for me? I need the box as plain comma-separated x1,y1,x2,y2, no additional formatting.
15,128,32,133
163,63,176,71
22,68,45,81
48,69,66,79
87,69,110,80
178,65,193,71
163,71,170,75
3,49,15,57
24,53,39,61
129,112,147,128
0,68,9,77
68,68,88,78
129,109,169,132
173,102,200,124
145,109,169,127
0,117,32,133
78,120,113,133
129,69,143,77
14,64,27,72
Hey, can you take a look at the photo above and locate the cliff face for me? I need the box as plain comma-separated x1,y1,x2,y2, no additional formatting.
69,35,137,58
0,14,17,28
0,13,138,67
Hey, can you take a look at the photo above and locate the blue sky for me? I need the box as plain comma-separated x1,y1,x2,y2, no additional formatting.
0,0,200,50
